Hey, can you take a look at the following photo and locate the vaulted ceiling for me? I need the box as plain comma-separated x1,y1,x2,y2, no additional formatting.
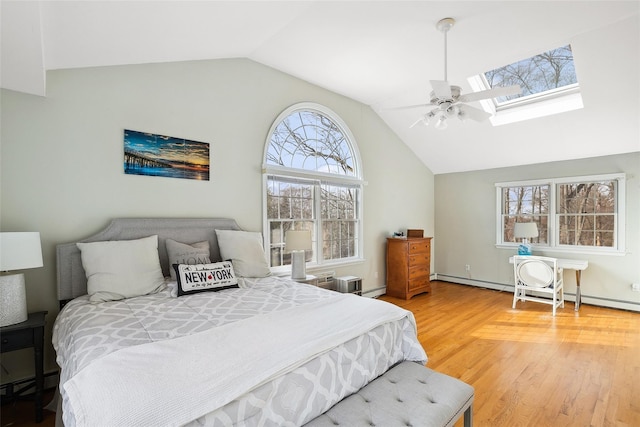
2,1,638,174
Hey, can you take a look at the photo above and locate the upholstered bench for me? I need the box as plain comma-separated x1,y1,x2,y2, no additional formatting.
305,361,474,427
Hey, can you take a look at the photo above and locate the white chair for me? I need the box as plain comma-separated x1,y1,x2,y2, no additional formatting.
512,255,564,316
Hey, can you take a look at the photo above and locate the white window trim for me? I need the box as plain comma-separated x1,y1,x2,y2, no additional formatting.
495,173,626,256
262,103,365,275
468,76,583,126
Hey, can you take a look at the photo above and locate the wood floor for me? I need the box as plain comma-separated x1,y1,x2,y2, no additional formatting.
380,281,640,427
2,280,639,426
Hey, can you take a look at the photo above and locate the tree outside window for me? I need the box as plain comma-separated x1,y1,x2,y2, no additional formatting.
501,184,549,244
485,45,578,104
557,181,616,247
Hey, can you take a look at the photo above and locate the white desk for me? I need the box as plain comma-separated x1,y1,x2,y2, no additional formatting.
509,256,589,311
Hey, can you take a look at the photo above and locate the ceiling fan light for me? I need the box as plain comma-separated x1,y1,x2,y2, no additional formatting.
435,115,448,130
445,105,458,117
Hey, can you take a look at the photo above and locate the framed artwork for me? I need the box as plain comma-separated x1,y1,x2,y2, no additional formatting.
124,129,210,181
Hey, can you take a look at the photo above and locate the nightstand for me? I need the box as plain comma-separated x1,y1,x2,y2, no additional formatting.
0,311,47,422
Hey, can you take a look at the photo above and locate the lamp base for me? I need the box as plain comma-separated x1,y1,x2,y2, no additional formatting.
0,273,28,327
517,243,533,256
290,250,307,280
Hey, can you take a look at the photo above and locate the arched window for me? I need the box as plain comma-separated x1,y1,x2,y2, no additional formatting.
263,103,363,272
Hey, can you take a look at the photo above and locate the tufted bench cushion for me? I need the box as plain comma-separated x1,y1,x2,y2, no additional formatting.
305,361,474,427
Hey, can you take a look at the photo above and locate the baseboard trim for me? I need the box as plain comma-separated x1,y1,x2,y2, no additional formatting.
362,287,386,298
435,273,640,313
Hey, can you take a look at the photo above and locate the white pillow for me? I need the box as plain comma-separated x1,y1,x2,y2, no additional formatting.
77,235,165,302
214,229,271,278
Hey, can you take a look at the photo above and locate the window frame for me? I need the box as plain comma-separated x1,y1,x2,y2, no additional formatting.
262,103,365,274
468,44,583,126
495,173,626,255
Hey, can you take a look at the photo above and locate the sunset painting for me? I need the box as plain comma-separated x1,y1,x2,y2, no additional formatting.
124,129,210,181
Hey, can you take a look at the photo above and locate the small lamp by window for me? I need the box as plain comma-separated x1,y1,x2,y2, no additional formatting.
513,223,538,256
0,232,43,327
284,230,312,280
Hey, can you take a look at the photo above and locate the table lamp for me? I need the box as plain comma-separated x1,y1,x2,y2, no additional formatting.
0,232,43,326
514,222,538,256
285,230,312,280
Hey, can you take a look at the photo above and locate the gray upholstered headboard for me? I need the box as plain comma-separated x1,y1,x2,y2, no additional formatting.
56,218,242,301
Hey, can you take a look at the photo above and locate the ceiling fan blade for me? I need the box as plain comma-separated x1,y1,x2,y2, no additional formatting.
458,104,492,122
458,85,521,103
430,80,452,99
410,117,426,128
388,103,434,111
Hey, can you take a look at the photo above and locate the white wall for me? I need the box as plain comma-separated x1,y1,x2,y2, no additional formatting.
0,58,434,380
434,152,640,311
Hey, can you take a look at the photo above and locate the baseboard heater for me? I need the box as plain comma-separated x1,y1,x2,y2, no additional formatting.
435,274,640,312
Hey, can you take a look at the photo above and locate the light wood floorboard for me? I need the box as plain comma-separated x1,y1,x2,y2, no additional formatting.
380,280,640,427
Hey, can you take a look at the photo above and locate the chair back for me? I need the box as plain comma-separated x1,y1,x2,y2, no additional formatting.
514,256,559,288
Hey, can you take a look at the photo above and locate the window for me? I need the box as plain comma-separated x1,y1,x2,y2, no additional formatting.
500,184,550,245
469,45,583,126
557,181,617,247
496,174,625,254
263,103,363,272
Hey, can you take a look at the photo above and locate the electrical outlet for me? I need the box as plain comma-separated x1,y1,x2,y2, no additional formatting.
465,264,471,271
374,271,379,279
632,283,640,292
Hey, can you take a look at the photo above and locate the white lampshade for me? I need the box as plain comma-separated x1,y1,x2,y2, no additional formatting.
0,232,43,327
513,222,538,239
284,230,312,252
0,232,43,270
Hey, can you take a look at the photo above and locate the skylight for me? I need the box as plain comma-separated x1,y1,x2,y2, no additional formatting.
469,44,583,126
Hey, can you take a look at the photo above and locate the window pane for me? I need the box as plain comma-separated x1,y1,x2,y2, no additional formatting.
503,215,547,244
485,45,578,104
320,183,358,261
266,110,355,176
557,180,616,248
503,185,549,215
502,184,549,244
270,247,282,267
266,177,316,266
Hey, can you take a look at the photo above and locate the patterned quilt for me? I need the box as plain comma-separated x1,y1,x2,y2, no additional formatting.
53,276,427,426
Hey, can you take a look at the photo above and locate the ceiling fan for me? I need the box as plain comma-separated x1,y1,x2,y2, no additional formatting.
403,18,521,130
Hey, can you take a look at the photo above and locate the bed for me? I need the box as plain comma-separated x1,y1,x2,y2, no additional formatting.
53,218,427,427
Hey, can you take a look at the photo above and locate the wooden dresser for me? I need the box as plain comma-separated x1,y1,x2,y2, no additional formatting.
386,237,432,300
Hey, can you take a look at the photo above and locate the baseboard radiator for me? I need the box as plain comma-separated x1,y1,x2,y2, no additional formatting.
435,274,640,313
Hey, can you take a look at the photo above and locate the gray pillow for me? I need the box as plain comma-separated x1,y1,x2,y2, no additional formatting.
166,239,211,280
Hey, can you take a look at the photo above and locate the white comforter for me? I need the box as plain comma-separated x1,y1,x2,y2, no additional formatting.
53,277,427,426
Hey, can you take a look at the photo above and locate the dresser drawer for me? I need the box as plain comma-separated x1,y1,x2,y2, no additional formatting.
408,266,429,280
409,253,429,267
1,329,33,352
408,277,429,291
408,241,429,254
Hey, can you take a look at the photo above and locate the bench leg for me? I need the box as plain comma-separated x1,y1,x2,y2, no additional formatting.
464,403,473,427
